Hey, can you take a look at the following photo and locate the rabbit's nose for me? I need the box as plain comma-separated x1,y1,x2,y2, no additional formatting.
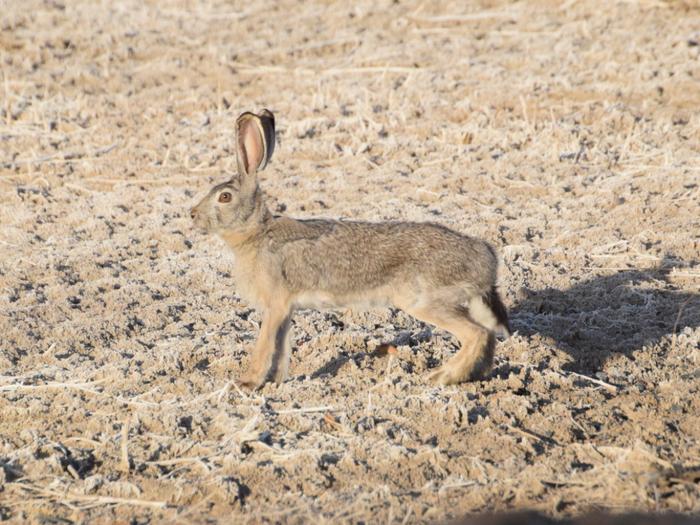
190,208,197,219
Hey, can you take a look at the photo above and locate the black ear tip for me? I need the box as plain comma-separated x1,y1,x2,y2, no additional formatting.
260,109,275,126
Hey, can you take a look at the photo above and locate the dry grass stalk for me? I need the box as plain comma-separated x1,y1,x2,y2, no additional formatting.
275,405,337,415
119,416,130,473
563,371,619,393
408,8,516,24
8,484,169,510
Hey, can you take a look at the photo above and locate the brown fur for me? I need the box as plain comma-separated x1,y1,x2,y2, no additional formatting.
191,110,509,389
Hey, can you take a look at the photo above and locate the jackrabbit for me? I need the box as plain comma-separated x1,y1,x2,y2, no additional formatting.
191,110,509,389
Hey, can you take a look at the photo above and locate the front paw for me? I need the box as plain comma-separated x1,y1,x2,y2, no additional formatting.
238,371,265,391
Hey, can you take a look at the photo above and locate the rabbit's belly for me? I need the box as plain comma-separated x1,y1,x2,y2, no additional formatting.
293,287,393,311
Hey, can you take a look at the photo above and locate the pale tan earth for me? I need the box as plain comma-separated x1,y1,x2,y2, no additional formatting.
1,0,700,523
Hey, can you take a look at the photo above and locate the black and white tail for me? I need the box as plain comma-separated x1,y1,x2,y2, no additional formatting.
469,286,511,338
485,286,510,338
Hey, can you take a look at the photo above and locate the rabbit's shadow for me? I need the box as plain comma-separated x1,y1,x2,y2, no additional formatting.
509,257,699,373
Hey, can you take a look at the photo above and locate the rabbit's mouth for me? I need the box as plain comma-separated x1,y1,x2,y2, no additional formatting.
194,221,214,234
190,214,214,233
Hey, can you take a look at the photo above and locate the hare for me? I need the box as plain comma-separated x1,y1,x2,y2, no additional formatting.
190,110,509,389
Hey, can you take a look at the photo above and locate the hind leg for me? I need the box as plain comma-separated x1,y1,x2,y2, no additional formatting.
429,322,495,385
397,298,495,385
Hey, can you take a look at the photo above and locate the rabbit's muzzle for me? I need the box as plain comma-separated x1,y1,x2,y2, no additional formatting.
190,205,210,231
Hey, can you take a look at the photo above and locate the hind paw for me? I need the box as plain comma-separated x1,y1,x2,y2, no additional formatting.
428,365,463,386
428,363,490,386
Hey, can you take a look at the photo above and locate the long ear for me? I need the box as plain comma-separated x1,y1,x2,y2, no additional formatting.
236,110,275,177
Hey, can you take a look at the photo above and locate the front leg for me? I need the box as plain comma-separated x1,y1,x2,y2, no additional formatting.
270,313,293,385
239,302,292,390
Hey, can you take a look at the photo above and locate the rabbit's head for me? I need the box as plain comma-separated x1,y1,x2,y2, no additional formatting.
191,110,275,233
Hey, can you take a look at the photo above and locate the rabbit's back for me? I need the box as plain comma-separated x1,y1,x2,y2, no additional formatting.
261,217,497,300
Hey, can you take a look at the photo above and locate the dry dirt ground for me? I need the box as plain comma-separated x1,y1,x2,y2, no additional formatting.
1,0,700,523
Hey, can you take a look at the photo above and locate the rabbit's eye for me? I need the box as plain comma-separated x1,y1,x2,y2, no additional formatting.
218,192,232,203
